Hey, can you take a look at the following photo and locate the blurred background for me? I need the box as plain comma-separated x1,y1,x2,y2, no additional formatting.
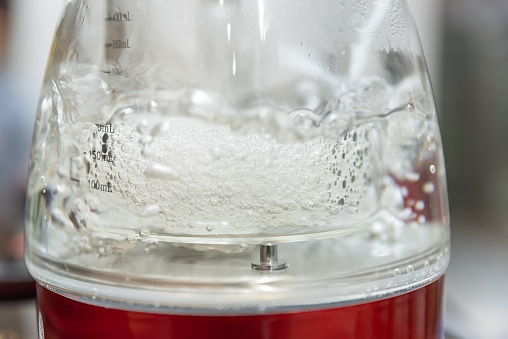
0,0,507,338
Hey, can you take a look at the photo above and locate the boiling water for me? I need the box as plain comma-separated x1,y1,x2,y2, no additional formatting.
26,71,449,311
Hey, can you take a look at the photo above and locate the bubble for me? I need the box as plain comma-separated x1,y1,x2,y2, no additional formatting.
429,165,436,174
139,228,150,238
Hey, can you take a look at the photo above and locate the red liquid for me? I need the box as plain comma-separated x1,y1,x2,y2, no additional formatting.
36,276,444,339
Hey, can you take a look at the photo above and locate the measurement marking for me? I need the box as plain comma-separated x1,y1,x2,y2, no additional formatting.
88,180,113,193
96,124,115,134
107,12,131,22
88,150,115,164
102,67,129,77
110,39,131,49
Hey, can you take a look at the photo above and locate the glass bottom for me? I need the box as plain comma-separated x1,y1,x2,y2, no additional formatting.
36,276,445,339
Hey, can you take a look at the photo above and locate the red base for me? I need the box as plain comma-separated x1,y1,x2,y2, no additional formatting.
37,277,444,339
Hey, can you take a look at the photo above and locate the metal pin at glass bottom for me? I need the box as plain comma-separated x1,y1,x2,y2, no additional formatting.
251,243,288,271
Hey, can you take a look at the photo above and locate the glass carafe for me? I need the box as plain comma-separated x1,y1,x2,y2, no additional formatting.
26,0,450,338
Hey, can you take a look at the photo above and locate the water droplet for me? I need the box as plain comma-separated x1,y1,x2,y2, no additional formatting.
429,165,436,174
139,228,150,238
206,225,214,232
407,265,414,273
418,215,426,224
144,239,158,250
393,268,401,276
424,261,430,268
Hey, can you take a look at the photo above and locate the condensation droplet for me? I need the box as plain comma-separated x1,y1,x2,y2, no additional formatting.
139,204,161,217
407,265,414,273
424,261,430,268
429,165,436,174
414,200,425,211
393,268,401,276
145,163,180,180
137,119,149,134
139,228,150,238
210,147,222,159
99,246,112,256
151,121,170,137
423,182,435,194
400,186,408,197
144,239,158,250
348,206,358,214
206,225,214,232
119,107,134,120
